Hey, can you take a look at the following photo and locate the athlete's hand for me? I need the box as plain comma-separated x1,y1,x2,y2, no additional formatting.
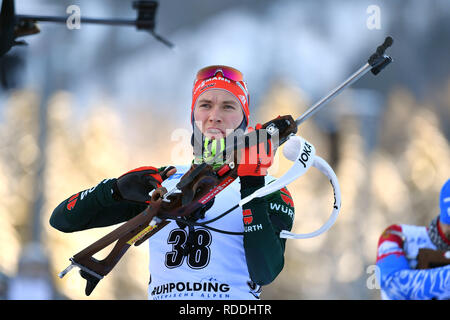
237,124,274,177
112,166,176,203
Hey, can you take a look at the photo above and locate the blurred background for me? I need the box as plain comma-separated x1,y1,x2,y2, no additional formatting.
0,0,449,300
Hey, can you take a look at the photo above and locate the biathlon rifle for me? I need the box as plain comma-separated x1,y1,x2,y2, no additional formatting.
0,0,173,58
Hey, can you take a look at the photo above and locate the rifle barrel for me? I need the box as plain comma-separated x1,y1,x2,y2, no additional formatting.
17,14,136,26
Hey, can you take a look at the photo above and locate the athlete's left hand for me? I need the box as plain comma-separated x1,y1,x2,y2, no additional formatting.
237,124,274,177
112,166,176,203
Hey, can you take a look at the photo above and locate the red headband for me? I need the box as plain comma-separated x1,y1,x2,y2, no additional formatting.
191,74,250,126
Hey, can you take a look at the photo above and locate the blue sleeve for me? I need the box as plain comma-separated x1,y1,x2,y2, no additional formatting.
377,255,450,300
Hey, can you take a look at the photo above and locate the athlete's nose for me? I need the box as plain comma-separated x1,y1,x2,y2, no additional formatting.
207,105,222,123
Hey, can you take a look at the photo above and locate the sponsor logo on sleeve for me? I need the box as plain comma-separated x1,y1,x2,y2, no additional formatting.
243,209,253,225
280,187,294,207
66,193,79,211
67,179,114,211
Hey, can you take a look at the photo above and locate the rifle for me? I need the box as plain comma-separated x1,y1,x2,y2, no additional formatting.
417,248,450,269
0,0,173,58
58,37,394,296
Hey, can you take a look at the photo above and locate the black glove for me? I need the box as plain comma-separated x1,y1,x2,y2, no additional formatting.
112,166,176,204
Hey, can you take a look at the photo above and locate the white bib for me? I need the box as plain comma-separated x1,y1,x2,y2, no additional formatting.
148,165,271,300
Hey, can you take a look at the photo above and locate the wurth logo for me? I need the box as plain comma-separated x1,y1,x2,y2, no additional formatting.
243,209,253,225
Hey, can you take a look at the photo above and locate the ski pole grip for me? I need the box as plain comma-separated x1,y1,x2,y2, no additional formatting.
376,36,393,56
368,36,393,75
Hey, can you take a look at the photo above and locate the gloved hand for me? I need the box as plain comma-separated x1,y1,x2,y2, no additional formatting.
112,166,177,204
237,124,274,177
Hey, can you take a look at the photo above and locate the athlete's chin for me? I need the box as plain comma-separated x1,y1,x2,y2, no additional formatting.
204,131,225,140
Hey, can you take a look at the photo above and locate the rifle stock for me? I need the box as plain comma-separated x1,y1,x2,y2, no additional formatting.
416,248,450,270
62,197,167,295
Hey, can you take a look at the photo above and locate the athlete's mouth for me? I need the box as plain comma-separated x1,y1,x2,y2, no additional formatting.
206,127,225,136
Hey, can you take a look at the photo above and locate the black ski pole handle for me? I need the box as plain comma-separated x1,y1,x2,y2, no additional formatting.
368,36,394,75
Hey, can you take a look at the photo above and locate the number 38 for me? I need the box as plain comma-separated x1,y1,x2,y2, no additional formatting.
165,228,212,269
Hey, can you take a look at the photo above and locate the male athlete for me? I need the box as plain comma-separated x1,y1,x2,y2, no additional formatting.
50,65,295,300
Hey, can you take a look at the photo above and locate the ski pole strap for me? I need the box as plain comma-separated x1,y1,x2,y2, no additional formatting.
238,135,341,239
279,155,341,239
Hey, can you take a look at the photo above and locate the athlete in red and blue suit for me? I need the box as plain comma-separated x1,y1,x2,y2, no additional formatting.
376,179,450,300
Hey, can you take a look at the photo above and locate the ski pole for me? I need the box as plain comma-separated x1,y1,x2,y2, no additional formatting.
295,36,393,126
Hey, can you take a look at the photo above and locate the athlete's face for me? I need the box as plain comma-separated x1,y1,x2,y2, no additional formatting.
193,89,244,140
